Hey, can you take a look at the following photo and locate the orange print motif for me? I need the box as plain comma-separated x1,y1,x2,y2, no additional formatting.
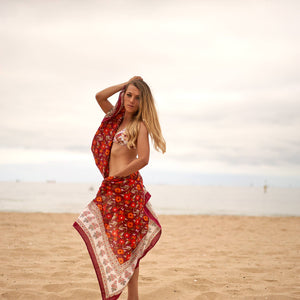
117,249,124,255
127,222,134,228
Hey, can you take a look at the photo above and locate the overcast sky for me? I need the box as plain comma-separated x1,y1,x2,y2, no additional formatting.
1,0,299,186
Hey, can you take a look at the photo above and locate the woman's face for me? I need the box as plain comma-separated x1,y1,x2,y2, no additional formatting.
124,84,140,114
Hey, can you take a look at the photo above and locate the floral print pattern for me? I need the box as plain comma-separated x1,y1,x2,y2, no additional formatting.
93,172,149,265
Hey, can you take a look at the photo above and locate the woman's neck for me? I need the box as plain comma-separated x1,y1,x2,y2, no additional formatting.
123,112,134,125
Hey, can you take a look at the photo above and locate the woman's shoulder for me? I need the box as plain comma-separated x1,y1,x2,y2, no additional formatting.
138,120,148,133
136,121,149,140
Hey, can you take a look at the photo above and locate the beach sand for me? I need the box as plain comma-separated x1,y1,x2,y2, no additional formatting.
1,212,299,299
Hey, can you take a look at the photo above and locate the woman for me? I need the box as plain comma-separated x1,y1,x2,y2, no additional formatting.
73,76,166,300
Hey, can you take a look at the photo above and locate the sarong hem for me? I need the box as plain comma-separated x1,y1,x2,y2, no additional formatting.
73,221,121,300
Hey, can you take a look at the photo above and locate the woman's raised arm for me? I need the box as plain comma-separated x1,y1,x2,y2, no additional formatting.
95,76,143,114
95,82,127,114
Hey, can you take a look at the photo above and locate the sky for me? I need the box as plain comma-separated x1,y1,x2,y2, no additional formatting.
1,0,300,187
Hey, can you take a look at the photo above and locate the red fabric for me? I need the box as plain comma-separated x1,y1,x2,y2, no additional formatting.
93,172,149,265
73,89,161,300
91,89,125,178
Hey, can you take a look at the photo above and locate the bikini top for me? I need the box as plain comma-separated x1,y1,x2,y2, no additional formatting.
113,128,128,146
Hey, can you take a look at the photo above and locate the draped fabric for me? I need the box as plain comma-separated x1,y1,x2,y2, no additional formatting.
73,90,162,300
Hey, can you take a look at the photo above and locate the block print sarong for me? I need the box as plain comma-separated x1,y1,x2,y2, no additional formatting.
73,89,162,300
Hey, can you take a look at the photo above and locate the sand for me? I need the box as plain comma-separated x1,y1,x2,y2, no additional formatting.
0,212,299,300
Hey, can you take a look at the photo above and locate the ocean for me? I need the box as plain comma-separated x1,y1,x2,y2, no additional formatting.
0,182,299,216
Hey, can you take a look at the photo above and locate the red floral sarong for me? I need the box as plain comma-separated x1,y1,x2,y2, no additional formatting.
73,90,162,300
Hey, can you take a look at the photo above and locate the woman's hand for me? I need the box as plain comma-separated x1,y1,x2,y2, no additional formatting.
127,76,143,84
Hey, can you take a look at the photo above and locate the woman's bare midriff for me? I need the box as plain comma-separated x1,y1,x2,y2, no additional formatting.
108,143,138,177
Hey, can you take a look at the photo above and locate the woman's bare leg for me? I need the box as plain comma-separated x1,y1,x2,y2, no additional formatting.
127,267,139,300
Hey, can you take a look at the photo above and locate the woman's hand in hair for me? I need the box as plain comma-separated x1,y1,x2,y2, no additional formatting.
128,76,143,83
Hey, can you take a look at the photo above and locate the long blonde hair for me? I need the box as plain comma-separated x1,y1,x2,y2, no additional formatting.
124,79,166,153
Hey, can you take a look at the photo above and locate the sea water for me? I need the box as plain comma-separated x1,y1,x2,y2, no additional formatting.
0,182,299,216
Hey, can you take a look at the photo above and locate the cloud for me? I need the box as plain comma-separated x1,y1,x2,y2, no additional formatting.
0,0,300,182
159,88,300,174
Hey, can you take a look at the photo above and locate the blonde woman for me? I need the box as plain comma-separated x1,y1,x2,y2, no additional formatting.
73,76,165,300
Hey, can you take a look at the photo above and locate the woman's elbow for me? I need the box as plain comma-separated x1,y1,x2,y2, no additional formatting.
140,157,149,167
95,93,102,102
